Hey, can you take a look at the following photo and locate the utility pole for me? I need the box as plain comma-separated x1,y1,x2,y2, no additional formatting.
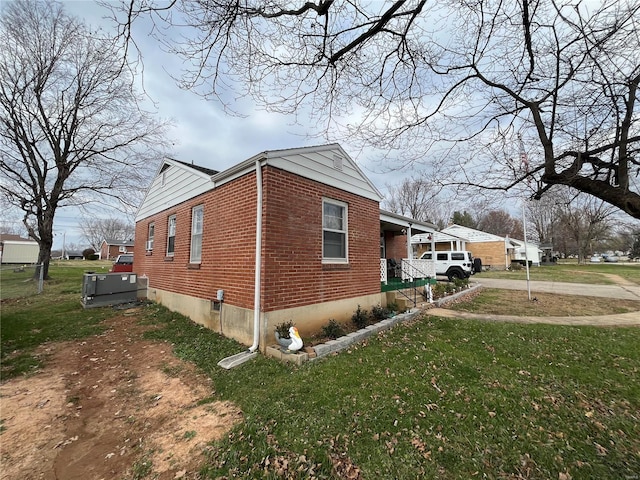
519,134,532,301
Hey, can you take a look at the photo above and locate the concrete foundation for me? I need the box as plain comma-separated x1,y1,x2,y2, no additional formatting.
144,286,385,353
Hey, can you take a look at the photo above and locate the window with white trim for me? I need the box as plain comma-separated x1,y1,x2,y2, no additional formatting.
147,222,155,251
190,205,203,263
322,198,348,262
167,214,176,255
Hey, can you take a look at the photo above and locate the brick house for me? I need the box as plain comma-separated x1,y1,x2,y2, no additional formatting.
417,224,541,269
100,238,135,260
134,144,435,352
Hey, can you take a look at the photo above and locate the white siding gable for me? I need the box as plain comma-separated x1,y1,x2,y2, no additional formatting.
135,160,214,222
136,144,382,223
212,144,382,202
266,144,382,202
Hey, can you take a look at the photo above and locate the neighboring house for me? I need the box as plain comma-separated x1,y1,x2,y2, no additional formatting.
100,238,135,260
0,234,39,264
65,250,85,260
134,144,434,352
437,224,512,269
509,239,544,266
434,224,541,269
412,230,469,256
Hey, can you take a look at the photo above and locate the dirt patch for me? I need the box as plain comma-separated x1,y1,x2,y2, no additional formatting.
0,310,242,480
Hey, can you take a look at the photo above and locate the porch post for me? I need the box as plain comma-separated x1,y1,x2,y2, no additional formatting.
406,223,413,260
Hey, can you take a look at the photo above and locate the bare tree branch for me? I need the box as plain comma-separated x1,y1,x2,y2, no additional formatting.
0,0,168,278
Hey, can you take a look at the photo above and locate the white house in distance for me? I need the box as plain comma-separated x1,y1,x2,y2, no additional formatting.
0,234,39,264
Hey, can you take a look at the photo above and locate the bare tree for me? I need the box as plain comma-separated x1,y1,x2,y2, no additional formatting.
383,178,443,224
111,0,640,218
478,210,523,239
526,192,562,245
0,0,166,279
555,192,617,263
0,205,26,236
80,217,135,251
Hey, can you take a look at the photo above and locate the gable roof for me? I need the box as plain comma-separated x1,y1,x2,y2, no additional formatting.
102,238,135,247
0,234,33,243
211,144,382,201
136,144,383,222
411,230,469,244
169,158,219,176
442,224,508,243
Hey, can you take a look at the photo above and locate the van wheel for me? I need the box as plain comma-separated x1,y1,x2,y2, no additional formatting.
448,269,463,281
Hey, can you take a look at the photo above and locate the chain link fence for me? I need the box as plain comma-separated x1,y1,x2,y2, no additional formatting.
0,264,44,301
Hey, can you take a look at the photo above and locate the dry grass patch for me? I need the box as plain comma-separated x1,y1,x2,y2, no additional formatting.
447,288,640,316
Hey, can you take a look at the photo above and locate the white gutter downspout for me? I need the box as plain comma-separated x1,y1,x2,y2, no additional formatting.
249,160,263,353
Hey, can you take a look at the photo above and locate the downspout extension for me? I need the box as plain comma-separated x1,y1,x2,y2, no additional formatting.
249,160,263,353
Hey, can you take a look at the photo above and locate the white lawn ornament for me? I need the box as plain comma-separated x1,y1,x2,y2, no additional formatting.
275,326,303,353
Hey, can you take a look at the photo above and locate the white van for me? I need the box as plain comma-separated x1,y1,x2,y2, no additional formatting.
419,250,474,281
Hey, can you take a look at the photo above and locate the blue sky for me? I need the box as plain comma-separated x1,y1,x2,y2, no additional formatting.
45,0,414,248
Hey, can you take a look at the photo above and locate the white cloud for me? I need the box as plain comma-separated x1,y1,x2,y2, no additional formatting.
47,1,435,248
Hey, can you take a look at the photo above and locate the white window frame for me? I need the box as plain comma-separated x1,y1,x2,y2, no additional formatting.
190,205,203,264
119,245,127,253
167,214,176,256
322,198,348,263
147,222,155,251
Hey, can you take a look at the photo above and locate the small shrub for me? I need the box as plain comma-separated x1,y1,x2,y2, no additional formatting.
386,300,399,313
510,262,523,271
453,278,468,289
275,320,293,339
321,319,345,339
432,283,446,299
370,304,388,322
432,282,458,299
351,305,369,329
82,248,95,260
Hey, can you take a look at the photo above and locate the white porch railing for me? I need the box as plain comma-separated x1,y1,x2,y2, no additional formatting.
380,258,388,283
380,258,436,283
401,259,436,281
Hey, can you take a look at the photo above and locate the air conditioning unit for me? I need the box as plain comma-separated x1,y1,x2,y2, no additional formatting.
146,240,153,251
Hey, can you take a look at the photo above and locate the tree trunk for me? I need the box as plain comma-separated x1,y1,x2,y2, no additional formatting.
35,235,53,280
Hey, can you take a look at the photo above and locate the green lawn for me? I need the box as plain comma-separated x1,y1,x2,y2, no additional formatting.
0,261,113,379
479,261,640,285
143,306,639,479
2,263,639,478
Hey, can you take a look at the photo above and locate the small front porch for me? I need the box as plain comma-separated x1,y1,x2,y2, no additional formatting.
379,210,437,295
379,258,437,292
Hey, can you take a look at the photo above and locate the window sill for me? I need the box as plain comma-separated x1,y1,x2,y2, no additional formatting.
145,251,153,256
164,256,174,262
187,263,201,270
322,263,350,271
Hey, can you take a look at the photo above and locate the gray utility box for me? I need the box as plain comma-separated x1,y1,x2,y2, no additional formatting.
82,272,138,308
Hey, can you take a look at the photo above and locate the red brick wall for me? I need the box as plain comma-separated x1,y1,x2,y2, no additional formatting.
134,172,258,309
260,167,380,311
135,166,381,312
101,244,132,259
384,232,408,260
